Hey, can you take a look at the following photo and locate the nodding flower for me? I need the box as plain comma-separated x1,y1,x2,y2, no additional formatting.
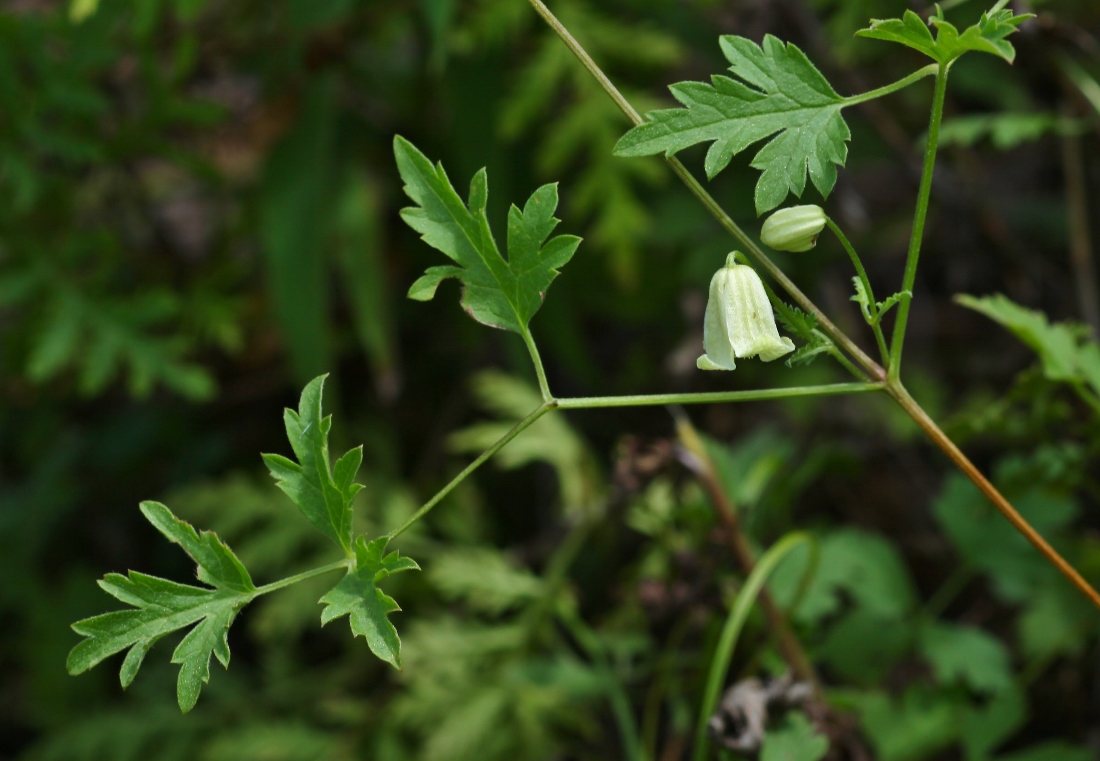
697,253,795,371
760,205,827,252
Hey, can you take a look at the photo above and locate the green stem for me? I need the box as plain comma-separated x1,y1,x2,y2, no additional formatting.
253,559,352,596
827,346,872,381
691,532,813,761
888,64,949,381
387,402,555,539
523,327,554,402
842,64,939,106
523,0,885,383
826,218,891,365
556,383,883,409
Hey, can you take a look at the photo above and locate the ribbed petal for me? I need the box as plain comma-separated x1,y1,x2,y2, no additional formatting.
699,259,794,370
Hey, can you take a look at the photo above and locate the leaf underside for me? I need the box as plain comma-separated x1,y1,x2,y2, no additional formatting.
262,374,362,554
614,34,849,215
67,502,255,712
320,535,420,668
394,135,580,333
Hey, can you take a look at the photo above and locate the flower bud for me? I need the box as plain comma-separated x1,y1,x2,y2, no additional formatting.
697,253,795,371
760,205,826,252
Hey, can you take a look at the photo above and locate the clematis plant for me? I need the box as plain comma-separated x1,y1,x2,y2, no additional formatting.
67,5,1100,760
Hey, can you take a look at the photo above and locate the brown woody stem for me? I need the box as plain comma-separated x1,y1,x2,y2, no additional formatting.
523,0,1100,610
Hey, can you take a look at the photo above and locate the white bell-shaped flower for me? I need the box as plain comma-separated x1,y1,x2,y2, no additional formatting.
697,253,795,371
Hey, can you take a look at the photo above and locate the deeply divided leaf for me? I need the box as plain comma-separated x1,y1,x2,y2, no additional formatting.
394,136,581,333
67,504,255,712
613,35,850,214
858,7,1033,65
320,536,420,669
262,375,361,553
139,501,254,593
777,304,831,367
851,277,909,326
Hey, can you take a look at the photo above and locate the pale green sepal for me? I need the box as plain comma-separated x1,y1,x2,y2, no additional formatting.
319,536,420,669
698,254,795,371
696,354,731,371
760,205,826,252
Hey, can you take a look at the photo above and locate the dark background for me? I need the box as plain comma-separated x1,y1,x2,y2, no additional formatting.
3,0,1100,759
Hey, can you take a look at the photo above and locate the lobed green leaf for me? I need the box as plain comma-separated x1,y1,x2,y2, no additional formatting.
320,536,420,668
851,277,909,326
857,7,1033,65
67,504,254,712
614,35,849,214
262,374,362,553
394,136,580,334
919,622,1013,695
140,501,254,593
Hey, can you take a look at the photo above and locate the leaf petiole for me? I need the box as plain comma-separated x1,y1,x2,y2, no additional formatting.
522,327,554,402
842,63,939,107
386,402,556,539
555,383,883,409
889,63,950,381
253,559,353,597
825,218,891,365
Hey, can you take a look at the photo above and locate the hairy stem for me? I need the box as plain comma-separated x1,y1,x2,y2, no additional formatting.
387,402,554,539
253,559,352,596
826,218,891,364
523,0,884,382
842,63,939,106
889,63,948,381
556,383,882,409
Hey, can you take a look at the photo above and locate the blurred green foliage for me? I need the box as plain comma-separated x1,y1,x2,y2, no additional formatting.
4,0,1100,759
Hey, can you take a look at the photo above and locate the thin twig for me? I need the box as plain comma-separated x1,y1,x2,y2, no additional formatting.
672,411,822,698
